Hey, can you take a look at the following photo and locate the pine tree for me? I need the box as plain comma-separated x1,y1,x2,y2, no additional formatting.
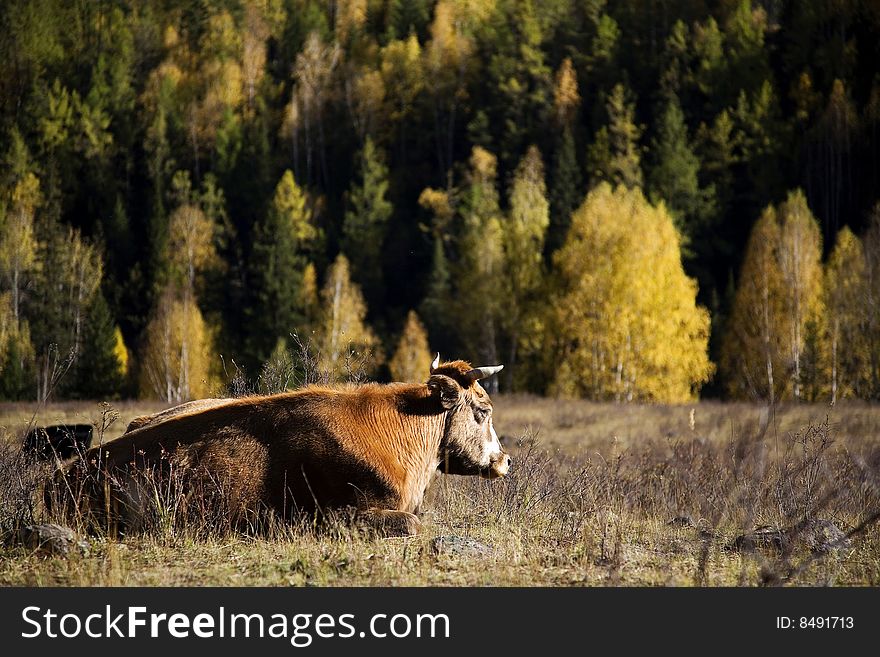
648,93,714,240
246,169,318,368
342,137,392,306
389,310,432,383
549,183,713,401
73,292,126,399
314,254,381,381
587,84,643,189
549,125,582,256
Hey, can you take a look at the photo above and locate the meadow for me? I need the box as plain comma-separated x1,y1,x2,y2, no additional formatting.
0,396,878,587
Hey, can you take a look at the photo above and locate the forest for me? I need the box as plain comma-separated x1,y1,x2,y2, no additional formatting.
1,0,879,403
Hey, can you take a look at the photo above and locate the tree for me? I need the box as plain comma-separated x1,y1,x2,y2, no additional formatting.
721,191,824,401
0,291,34,400
777,191,824,401
824,227,868,402
548,57,583,256
502,146,549,389
548,125,582,256
28,221,104,400
313,254,381,381
549,183,713,402
389,310,432,383
342,137,393,305
0,172,40,321
246,169,319,368
587,84,643,189
864,204,880,398
648,93,714,241
454,147,505,377
73,292,127,399
139,286,218,402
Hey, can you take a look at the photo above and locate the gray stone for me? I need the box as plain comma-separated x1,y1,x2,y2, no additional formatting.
16,523,89,556
430,535,495,558
729,526,788,553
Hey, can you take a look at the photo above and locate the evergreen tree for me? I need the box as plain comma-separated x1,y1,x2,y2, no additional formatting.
587,84,643,189
548,126,582,256
648,93,714,240
342,137,393,306
73,292,127,399
246,170,318,368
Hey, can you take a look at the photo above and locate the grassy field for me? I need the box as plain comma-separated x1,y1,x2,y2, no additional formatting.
1,396,879,586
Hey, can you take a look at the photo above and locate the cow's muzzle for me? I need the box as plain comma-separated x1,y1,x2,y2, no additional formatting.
484,453,511,479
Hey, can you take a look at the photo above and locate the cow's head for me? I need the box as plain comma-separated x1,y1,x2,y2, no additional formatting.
427,354,510,479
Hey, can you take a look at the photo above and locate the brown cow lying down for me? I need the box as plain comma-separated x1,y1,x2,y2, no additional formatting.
54,357,509,536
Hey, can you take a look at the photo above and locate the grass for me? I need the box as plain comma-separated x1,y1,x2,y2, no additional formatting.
1,396,879,587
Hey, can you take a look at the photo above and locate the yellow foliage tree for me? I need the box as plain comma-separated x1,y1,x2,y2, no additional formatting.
0,172,40,321
721,206,786,400
314,254,381,381
389,310,432,383
553,57,580,127
722,191,824,401
139,287,219,402
824,226,868,402
550,183,713,402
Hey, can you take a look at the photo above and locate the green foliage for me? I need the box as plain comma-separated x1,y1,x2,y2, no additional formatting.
648,93,715,242
0,0,878,400
73,292,126,399
342,137,392,305
245,170,319,369
587,84,643,189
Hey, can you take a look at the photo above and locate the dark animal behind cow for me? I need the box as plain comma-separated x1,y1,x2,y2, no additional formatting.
24,424,93,461
54,357,509,536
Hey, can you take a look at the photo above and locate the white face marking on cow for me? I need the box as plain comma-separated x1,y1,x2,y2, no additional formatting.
483,419,502,464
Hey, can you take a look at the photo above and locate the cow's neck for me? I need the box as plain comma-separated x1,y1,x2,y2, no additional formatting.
395,414,445,514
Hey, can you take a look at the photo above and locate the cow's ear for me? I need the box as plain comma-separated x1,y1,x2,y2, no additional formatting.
427,374,462,409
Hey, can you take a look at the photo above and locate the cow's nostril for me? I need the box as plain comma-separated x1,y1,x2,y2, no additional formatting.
506,456,511,468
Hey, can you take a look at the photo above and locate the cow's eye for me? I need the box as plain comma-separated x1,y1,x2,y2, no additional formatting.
473,407,488,423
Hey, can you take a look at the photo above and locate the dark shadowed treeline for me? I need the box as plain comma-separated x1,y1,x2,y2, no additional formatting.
1,0,879,403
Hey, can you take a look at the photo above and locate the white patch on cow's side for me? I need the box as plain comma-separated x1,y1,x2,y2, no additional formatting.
484,419,502,464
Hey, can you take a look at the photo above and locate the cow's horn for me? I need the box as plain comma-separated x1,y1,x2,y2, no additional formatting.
465,365,504,381
430,353,440,373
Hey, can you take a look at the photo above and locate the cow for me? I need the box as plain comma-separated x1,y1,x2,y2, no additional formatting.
124,398,236,433
23,424,93,461
52,356,509,536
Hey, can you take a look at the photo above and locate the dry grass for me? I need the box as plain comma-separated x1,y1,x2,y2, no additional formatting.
1,396,879,587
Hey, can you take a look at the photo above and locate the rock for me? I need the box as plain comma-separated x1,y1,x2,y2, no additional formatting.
16,523,89,557
667,515,694,528
430,535,495,559
728,519,850,555
729,526,788,553
798,519,851,555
